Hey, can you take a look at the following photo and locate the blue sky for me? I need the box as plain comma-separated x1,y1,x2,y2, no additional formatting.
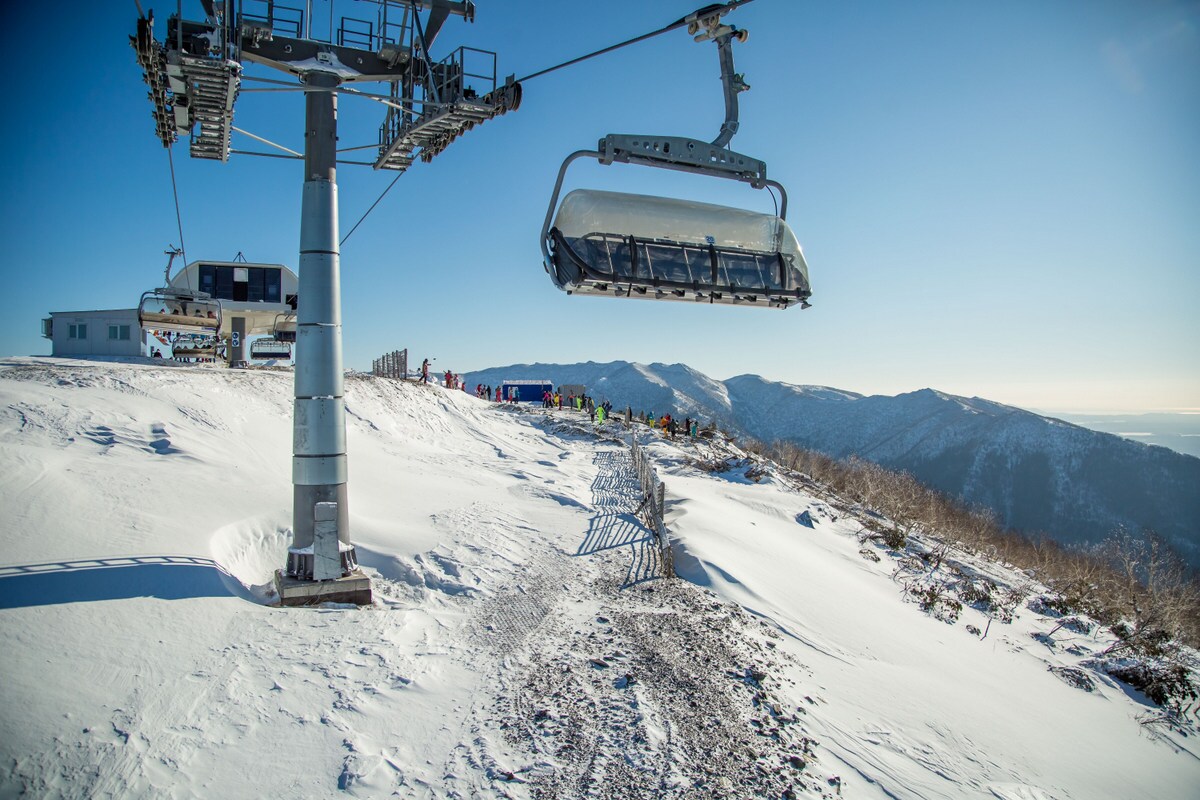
1,0,1197,413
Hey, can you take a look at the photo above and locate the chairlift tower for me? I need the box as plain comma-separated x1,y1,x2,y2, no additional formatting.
132,0,519,606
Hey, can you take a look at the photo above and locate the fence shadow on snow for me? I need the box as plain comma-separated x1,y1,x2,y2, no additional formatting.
0,555,256,609
578,449,669,587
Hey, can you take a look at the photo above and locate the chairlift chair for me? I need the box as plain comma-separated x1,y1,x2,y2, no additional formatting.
138,247,223,334
170,333,218,359
272,312,297,343
541,5,812,310
250,337,292,359
138,287,224,334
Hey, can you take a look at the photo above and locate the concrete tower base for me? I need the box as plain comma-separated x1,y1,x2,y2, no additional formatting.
274,569,373,607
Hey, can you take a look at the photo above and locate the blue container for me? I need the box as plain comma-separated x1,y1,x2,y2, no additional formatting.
500,380,554,403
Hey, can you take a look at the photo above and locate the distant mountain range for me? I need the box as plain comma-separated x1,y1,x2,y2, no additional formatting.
464,361,1200,566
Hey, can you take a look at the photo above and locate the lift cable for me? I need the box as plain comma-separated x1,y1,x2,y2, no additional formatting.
517,0,756,83
341,173,403,246
340,0,756,248
165,147,193,288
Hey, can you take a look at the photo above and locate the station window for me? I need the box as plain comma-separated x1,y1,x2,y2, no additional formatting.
68,323,87,339
216,266,235,300
246,267,265,302
198,264,216,296
265,268,281,302
108,324,131,341
194,264,283,304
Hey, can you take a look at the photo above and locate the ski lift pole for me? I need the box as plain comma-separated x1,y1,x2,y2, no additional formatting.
288,69,355,579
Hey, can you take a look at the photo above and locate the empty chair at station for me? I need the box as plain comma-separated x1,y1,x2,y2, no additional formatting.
272,313,297,343
547,189,811,308
250,338,292,360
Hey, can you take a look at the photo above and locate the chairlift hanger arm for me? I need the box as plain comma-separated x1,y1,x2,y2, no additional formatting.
541,149,601,274
711,31,747,148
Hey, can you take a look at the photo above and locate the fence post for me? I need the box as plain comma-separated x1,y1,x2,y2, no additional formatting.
370,349,411,380
655,480,673,576
629,429,673,579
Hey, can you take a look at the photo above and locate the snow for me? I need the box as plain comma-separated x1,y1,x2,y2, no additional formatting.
0,356,1196,798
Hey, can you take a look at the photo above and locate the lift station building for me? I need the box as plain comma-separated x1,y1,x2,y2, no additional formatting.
43,260,298,362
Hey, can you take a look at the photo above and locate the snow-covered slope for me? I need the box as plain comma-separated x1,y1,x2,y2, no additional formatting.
1,357,1196,798
467,362,1200,565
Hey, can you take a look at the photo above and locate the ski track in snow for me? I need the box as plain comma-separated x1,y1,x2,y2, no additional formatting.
0,357,1197,799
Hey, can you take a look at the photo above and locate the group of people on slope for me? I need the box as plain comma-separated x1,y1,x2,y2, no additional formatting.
419,359,463,391
480,384,520,403
417,360,525,404
640,411,700,439
538,389,704,438
415,360,704,438
542,390,620,425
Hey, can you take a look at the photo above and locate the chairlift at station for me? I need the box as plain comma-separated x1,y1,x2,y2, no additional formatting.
250,338,292,360
541,5,812,310
170,334,219,359
272,313,297,343
137,247,224,334
138,287,223,333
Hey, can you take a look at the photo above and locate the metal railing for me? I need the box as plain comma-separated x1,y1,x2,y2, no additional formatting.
239,0,409,51
630,430,674,578
372,348,407,379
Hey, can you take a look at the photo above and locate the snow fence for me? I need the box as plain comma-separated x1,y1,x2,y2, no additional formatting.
630,430,674,578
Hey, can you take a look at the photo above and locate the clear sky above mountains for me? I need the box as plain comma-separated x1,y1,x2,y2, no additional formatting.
0,0,1196,413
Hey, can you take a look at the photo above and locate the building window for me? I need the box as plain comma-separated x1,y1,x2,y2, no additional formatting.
265,269,281,303
247,267,265,302
109,325,131,341
68,323,87,339
194,264,284,304
199,264,216,297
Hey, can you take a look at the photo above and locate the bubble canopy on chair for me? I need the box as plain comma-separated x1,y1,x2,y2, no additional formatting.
546,188,811,308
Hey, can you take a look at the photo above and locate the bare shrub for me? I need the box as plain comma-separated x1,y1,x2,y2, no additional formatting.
1091,657,1199,715
745,438,1200,657
1100,529,1199,658
905,580,962,624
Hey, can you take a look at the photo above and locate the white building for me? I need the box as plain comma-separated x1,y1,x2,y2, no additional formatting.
42,309,145,358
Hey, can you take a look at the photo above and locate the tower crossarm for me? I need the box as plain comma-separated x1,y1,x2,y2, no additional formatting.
132,13,242,161
131,13,180,148
375,55,520,171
